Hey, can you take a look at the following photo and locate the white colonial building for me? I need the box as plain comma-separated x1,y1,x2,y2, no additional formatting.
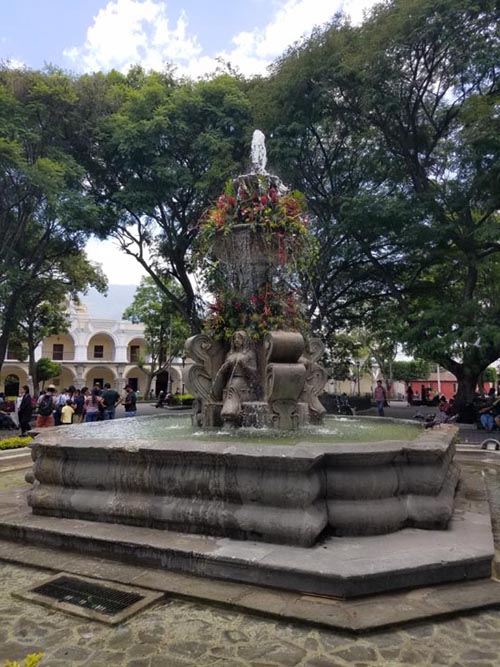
1,301,183,397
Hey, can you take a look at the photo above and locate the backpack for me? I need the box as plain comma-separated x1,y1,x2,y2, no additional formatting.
38,394,54,416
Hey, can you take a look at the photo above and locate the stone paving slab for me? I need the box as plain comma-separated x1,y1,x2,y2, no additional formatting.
2,559,500,667
0,533,499,634
0,478,493,599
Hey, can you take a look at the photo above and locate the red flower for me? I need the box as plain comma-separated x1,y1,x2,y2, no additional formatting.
260,196,268,205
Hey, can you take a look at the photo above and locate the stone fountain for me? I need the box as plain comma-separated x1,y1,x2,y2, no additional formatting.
185,132,326,431
3,132,492,600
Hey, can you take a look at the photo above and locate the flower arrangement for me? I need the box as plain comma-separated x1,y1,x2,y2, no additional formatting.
197,175,310,264
204,282,307,342
197,174,315,342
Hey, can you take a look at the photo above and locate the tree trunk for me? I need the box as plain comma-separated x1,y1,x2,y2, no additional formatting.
28,349,38,396
453,369,480,423
143,373,153,400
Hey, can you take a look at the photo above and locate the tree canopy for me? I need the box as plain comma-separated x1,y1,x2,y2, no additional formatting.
254,0,500,411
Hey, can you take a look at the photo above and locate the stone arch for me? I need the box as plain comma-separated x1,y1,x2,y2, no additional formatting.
87,332,117,362
123,365,149,395
127,337,148,364
83,365,117,389
155,365,183,395
41,333,76,361
1,365,29,395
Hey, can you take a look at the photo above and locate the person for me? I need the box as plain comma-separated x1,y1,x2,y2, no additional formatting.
155,389,166,408
123,385,137,417
84,388,103,422
53,388,69,426
374,380,387,417
101,382,121,420
337,393,353,415
478,395,500,432
36,387,57,428
425,397,456,428
72,389,85,424
18,385,33,436
407,384,414,406
61,399,75,425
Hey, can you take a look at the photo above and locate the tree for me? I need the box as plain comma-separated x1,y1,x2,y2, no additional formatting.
391,360,432,384
123,277,190,398
9,253,105,391
0,67,104,372
36,358,61,388
73,70,254,333
256,0,500,417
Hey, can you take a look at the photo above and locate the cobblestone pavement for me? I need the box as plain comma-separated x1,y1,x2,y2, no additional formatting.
1,458,500,665
1,559,500,667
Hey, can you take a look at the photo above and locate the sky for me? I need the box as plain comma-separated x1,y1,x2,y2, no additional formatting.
1,0,379,286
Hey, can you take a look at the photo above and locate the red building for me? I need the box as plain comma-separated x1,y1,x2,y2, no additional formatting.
410,369,495,402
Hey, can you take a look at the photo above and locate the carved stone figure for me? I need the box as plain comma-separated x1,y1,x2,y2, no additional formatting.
211,331,258,427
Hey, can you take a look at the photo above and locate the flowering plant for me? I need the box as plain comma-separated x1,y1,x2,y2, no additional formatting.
197,176,311,265
204,283,307,342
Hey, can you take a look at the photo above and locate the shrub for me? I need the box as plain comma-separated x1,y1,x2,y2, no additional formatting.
0,436,33,451
5,653,45,667
172,393,194,406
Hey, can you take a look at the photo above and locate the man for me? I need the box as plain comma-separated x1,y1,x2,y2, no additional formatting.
374,380,387,417
123,385,137,417
101,382,121,420
18,385,33,436
36,387,57,428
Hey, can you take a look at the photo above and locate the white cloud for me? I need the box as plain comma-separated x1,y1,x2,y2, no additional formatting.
64,0,380,78
1,57,26,69
86,238,147,285
64,0,201,73
218,0,380,76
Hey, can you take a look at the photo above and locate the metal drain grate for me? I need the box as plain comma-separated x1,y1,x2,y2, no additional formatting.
14,573,164,624
32,575,143,615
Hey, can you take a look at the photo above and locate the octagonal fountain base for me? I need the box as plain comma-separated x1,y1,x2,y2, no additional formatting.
26,424,461,547
4,421,491,597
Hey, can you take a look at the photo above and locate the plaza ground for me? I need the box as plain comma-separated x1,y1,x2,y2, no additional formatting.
0,406,499,666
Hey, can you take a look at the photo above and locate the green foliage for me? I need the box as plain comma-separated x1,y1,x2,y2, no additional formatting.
391,360,432,384
0,67,105,374
123,277,190,395
172,393,194,406
0,436,33,451
35,358,61,385
483,367,497,384
255,0,500,409
74,70,254,332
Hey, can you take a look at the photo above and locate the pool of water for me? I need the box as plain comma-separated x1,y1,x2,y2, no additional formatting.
61,414,422,445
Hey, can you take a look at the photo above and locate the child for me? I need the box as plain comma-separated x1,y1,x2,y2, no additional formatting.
61,399,75,425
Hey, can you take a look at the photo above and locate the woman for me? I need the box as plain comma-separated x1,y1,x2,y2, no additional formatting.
84,388,102,422
18,385,33,436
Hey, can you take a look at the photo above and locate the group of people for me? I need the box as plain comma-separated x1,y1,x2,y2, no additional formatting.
8,383,139,436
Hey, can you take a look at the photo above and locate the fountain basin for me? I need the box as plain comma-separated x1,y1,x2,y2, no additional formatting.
27,419,459,547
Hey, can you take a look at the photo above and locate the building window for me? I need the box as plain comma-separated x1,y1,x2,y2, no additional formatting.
53,344,64,361
94,345,104,359
130,345,140,362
